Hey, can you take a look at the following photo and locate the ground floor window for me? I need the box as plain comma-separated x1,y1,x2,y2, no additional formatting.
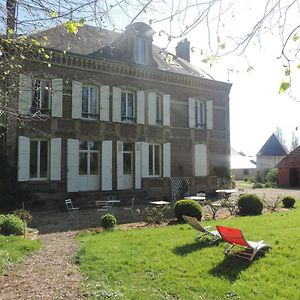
30,140,49,179
149,144,161,176
79,141,99,175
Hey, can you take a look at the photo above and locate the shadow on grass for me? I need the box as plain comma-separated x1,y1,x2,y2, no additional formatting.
209,256,251,282
173,239,220,256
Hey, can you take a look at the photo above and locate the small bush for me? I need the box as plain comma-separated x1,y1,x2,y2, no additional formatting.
100,214,117,230
264,168,278,184
174,199,202,222
13,209,32,225
282,196,296,208
252,182,264,189
145,206,170,225
0,214,24,236
238,194,263,216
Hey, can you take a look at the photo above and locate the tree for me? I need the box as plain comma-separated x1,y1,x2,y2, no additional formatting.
290,131,299,151
275,126,287,149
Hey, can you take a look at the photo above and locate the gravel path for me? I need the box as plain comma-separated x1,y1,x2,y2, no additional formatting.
0,231,85,300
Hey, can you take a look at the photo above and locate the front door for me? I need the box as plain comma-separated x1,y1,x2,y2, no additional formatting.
123,143,133,189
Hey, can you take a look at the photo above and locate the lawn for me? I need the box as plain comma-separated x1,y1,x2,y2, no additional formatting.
0,235,41,273
77,205,300,299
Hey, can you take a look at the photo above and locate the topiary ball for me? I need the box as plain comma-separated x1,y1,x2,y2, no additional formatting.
100,214,117,230
238,194,263,216
174,199,202,222
0,214,24,236
282,196,295,208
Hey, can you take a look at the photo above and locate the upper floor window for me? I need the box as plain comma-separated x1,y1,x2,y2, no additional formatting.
135,37,146,64
195,100,205,129
79,141,99,175
31,79,51,115
30,140,49,179
156,94,163,125
149,144,161,176
82,85,98,119
121,91,135,123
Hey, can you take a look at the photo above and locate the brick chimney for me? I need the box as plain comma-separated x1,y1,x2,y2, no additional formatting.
175,38,190,62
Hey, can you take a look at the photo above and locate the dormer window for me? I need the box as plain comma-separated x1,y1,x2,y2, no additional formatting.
135,37,146,64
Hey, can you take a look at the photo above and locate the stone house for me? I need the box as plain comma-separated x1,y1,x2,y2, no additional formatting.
256,133,288,180
3,22,231,208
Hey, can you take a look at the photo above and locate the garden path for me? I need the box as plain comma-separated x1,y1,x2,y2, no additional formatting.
0,231,84,300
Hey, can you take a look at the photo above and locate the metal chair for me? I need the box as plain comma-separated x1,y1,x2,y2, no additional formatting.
123,197,135,220
65,199,80,220
95,200,109,214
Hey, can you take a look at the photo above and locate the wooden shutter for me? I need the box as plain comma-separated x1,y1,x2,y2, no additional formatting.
51,79,63,118
18,74,32,114
72,81,82,119
188,97,195,128
117,141,124,190
148,92,156,125
195,144,207,176
18,136,30,181
50,138,61,180
135,142,142,189
206,100,213,129
163,94,170,126
163,143,171,177
141,142,149,177
102,140,112,191
100,86,110,121
67,139,79,192
112,87,121,122
136,91,145,124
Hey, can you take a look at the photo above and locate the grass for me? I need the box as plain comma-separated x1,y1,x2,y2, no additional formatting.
77,205,300,299
0,235,41,273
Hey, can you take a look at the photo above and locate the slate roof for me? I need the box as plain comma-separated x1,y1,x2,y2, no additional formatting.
257,134,288,156
231,148,256,169
33,24,207,78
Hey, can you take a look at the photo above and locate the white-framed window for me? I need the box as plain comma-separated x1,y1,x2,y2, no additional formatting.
195,100,205,128
149,144,161,176
31,79,51,115
121,90,135,123
79,141,100,175
30,140,49,179
82,85,98,119
135,37,146,64
156,94,162,125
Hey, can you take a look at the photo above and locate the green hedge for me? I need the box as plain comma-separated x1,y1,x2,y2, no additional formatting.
238,194,263,216
282,196,296,208
100,214,117,230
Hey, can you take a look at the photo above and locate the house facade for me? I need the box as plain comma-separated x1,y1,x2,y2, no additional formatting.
256,133,288,180
4,23,231,208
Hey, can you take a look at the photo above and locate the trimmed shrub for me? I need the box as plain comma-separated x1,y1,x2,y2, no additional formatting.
100,214,117,230
282,196,296,208
0,214,24,236
13,209,32,225
238,194,263,216
174,199,202,222
252,182,264,189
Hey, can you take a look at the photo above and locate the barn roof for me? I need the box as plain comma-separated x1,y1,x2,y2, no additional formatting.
277,145,300,168
257,134,288,156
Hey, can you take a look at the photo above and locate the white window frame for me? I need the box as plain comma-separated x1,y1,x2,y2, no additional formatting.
82,84,99,120
31,79,51,115
156,94,163,125
79,141,100,175
195,100,206,129
149,144,161,177
29,139,49,180
135,37,146,64
121,90,136,123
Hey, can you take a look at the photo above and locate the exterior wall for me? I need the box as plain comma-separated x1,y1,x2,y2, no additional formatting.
7,57,231,208
256,155,285,179
277,168,290,187
232,168,256,181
